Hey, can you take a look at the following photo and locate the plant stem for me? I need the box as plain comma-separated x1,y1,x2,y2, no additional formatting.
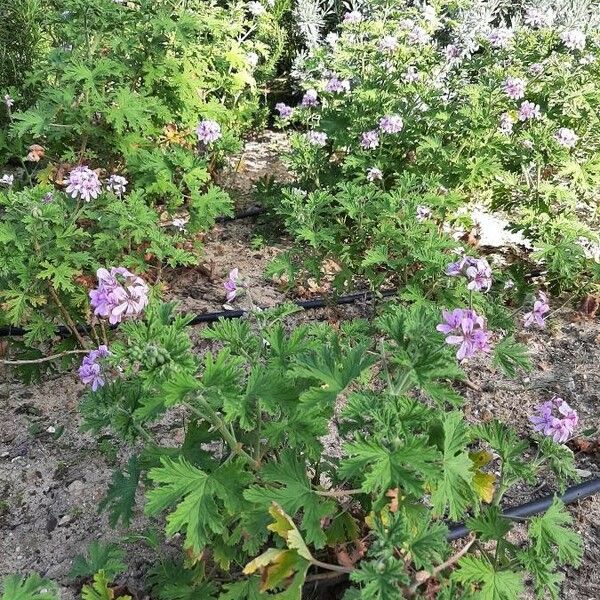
184,399,259,469
0,349,89,365
48,285,88,348
310,559,354,574
315,488,364,498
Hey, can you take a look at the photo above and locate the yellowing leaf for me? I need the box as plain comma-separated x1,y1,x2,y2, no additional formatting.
469,450,493,469
243,548,285,575
473,471,496,503
267,503,312,561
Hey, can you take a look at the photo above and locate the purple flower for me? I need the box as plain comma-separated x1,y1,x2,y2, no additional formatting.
518,100,541,121
42,192,54,203
437,308,491,361
301,89,319,107
524,6,555,28
275,102,293,119
555,127,578,148
78,345,111,391
325,76,351,93
196,120,221,144
530,397,578,443
89,267,149,325
306,131,328,147
503,77,526,100
445,256,492,292
487,27,514,48
65,166,101,202
379,114,403,134
465,258,492,292
343,10,362,24
561,29,586,51
3,94,14,108
366,167,383,182
498,112,515,135
360,130,380,149
379,36,398,53
408,26,430,45
523,291,550,328
224,268,239,302
403,66,419,83
106,174,128,197
529,62,544,76
444,44,461,60
416,205,431,221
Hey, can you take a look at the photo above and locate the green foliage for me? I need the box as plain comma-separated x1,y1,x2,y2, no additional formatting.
0,574,58,600
69,541,127,581
81,571,131,600
75,299,580,598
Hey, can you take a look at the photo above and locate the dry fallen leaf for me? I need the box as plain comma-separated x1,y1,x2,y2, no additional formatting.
580,294,599,319
25,144,45,162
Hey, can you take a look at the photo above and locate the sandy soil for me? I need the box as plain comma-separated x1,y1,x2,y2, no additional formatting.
1,132,598,599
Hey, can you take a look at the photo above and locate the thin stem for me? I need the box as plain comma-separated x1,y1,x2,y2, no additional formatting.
0,349,89,365
48,286,88,348
315,488,363,498
406,534,476,596
310,559,354,574
184,399,259,469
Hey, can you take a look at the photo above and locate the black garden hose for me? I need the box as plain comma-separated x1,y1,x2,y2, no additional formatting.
0,288,398,338
446,477,600,541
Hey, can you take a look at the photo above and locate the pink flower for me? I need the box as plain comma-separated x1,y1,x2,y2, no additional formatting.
379,36,398,53
555,127,578,148
196,120,221,144
518,100,541,121
498,112,515,135
366,167,383,182
275,102,293,118
360,130,380,149
530,397,578,443
437,308,491,361
78,345,111,391
445,256,492,292
503,77,526,100
379,114,403,134
224,268,239,302
306,131,328,146
487,27,514,48
343,10,362,24
301,89,319,107
325,76,351,93
561,29,586,51
523,292,549,328
65,166,101,202
89,267,149,325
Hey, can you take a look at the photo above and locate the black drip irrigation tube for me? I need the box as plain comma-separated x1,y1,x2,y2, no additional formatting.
0,289,399,338
446,477,600,541
215,206,266,223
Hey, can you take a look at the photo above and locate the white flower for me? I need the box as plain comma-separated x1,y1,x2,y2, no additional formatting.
172,217,189,231
560,30,586,51
554,127,578,148
366,167,383,182
0,174,15,186
247,1,265,16
246,51,259,68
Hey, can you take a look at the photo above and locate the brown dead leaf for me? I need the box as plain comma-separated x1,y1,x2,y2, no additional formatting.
569,437,600,454
335,539,367,568
0,340,7,358
25,144,45,162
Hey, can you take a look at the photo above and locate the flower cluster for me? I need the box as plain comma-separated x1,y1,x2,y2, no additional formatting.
106,174,128,197
379,36,398,53
561,30,586,52
325,76,350,93
487,27,513,49
523,292,549,328
499,112,515,135
518,100,541,121
379,114,403,134
530,397,578,443
89,267,149,324
306,131,328,146
65,166,102,202
301,89,319,108
196,119,221,144
275,102,293,118
555,127,578,148
360,130,380,149
0,174,14,186
446,256,492,292
503,77,526,100
366,167,382,182
437,308,491,361
78,345,110,391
